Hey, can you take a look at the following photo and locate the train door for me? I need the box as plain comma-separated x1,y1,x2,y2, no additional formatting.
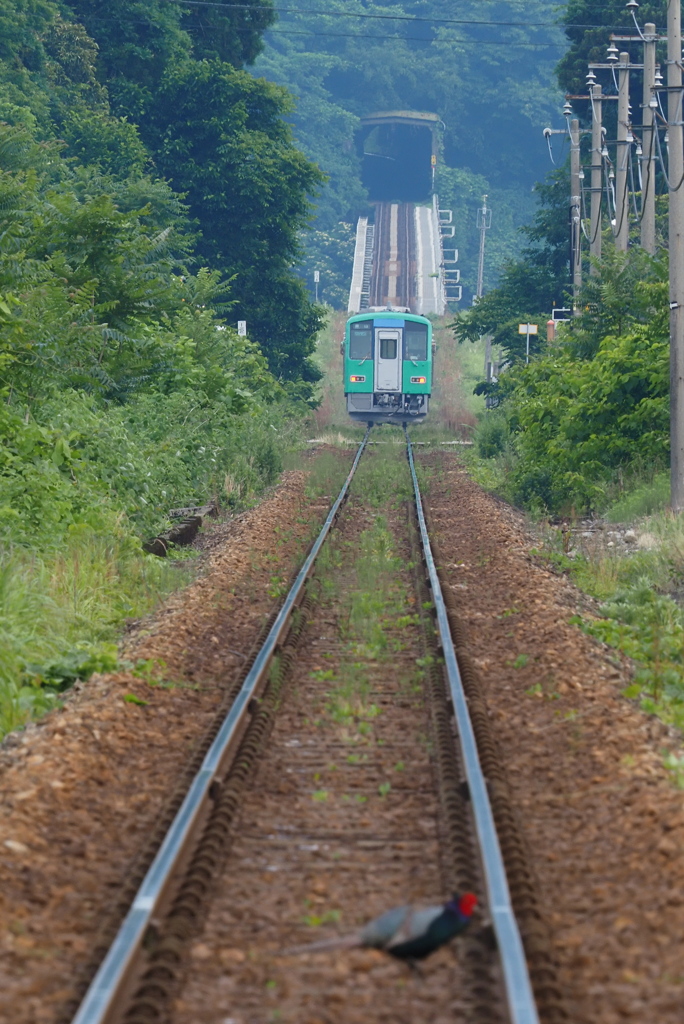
375,329,401,391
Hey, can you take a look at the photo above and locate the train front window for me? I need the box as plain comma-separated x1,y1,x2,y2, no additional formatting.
405,324,428,361
380,336,397,359
349,322,372,360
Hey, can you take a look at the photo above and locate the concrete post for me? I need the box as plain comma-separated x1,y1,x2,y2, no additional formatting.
668,0,684,509
590,84,603,272
615,53,630,252
641,23,657,253
570,117,582,307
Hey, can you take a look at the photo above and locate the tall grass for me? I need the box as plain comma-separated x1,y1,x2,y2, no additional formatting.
0,389,311,738
0,534,182,737
604,471,670,522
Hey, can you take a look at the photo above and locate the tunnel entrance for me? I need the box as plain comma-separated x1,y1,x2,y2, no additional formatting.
357,111,439,202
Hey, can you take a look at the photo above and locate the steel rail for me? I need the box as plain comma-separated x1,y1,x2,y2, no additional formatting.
401,202,412,310
71,428,372,1024
404,427,540,1024
368,202,385,308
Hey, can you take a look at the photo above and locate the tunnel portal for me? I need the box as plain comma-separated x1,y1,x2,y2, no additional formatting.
358,111,439,203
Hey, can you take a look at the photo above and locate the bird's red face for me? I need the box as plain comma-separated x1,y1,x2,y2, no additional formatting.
458,893,477,917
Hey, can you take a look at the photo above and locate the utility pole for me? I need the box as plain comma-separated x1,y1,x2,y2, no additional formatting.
616,53,630,251
641,23,657,253
668,0,684,510
570,118,582,308
475,194,491,299
590,83,603,272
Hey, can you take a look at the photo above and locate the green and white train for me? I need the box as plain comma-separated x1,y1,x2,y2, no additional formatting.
343,310,433,424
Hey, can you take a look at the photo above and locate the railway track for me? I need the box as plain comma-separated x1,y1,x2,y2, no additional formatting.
368,202,415,309
67,432,567,1024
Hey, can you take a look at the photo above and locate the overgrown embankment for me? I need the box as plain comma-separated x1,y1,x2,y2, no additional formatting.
454,246,684,758
1,391,306,737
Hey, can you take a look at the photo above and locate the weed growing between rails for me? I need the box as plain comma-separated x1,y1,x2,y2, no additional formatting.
302,449,354,504
307,448,427,776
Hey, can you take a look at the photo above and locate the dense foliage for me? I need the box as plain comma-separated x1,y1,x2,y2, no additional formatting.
470,250,670,513
0,114,305,540
0,0,327,732
0,0,325,381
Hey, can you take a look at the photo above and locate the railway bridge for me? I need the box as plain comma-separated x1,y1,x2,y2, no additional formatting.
348,110,459,316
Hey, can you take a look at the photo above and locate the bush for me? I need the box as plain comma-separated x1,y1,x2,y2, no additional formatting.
475,411,509,459
504,325,669,513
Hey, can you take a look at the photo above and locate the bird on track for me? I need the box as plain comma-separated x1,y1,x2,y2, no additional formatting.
283,893,478,963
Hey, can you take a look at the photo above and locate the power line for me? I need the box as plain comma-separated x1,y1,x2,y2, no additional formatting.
61,9,567,47
161,0,656,32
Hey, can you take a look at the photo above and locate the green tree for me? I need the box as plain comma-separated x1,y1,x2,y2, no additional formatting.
142,58,326,380
63,0,191,118
60,110,149,178
565,248,668,360
181,0,276,67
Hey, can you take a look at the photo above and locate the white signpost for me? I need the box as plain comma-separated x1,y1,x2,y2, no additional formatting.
518,323,538,364
237,321,247,336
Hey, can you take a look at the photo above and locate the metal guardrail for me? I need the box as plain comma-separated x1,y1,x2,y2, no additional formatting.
71,428,372,1024
404,427,540,1024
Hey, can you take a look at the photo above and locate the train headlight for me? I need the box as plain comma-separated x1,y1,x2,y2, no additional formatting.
410,376,427,384
350,375,366,383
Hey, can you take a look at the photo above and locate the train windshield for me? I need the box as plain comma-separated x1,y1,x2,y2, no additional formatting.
405,323,428,361
349,322,373,359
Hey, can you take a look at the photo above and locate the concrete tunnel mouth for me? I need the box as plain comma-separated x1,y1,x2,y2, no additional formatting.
357,111,440,203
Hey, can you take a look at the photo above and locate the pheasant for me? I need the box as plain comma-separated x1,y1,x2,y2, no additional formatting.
284,893,477,962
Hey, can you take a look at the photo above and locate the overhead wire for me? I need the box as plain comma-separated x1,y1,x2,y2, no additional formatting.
545,132,557,165
654,118,684,191
603,150,618,233
636,135,644,192
628,141,641,219
160,0,663,33
587,189,603,247
638,108,658,223
48,11,565,47
579,174,593,241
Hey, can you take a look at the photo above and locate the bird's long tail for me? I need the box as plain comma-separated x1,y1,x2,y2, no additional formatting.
279,933,361,956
